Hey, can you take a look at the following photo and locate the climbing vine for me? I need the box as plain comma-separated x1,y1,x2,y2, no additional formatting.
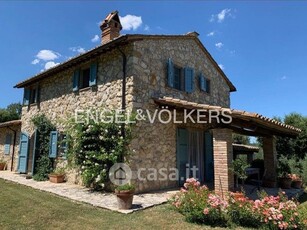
65,110,134,190
32,114,56,181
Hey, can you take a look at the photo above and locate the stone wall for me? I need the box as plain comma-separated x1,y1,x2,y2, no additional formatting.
19,36,233,192
127,37,232,192
20,44,135,181
0,125,20,171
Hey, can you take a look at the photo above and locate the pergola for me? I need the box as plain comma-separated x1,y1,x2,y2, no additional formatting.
154,97,301,192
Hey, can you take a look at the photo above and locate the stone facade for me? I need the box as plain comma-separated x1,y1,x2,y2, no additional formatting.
18,35,234,192
0,125,20,171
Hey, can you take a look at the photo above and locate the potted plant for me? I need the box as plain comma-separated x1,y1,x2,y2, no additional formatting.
0,158,6,170
115,183,135,210
48,167,65,183
229,158,250,190
290,174,303,189
277,158,292,189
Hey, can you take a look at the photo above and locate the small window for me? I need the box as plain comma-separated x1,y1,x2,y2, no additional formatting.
4,134,12,155
167,58,194,93
80,68,90,89
30,88,38,104
72,62,98,92
173,65,184,91
199,74,210,93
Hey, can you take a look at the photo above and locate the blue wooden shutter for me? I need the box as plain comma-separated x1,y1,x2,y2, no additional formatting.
23,88,30,106
199,74,207,92
89,62,98,86
184,67,194,93
49,131,58,158
18,132,29,173
73,69,80,92
4,134,11,155
167,58,174,87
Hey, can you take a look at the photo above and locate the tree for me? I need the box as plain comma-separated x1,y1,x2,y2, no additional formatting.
0,102,22,123
233,133,251,145
275,113,307,160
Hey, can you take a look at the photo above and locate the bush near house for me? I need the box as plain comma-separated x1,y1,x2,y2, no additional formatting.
170,178,307,229
65,110,134,190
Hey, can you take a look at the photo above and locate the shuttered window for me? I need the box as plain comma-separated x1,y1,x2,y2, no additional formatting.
167,58,194,93
23,87,40,105
49,131,58,158
4,134,12,155
73,62,98,91
199,74,210,93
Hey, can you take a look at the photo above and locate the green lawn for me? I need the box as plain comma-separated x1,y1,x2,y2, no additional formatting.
0,179,210,230
0,179,306,230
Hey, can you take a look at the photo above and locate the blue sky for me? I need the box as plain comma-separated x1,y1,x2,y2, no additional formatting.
0,1,306,119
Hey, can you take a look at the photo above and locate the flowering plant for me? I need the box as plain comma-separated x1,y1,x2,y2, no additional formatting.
289,174,302,182
65,110,134,190
170,178,306,229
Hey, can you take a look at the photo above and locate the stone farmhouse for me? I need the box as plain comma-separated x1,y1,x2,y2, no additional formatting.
0,11,300,193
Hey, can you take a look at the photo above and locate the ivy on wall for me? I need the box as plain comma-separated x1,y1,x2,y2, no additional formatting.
32,114,56,181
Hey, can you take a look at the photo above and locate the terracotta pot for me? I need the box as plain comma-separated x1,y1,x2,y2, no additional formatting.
48,174,65,183
0,162,6,170
291,180,303,189
279,177,292,189
262,180,277,188
115,190,134,210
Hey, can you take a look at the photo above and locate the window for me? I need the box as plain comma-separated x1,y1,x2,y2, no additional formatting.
173,65,184,91
199,74,210,93
73,62,98,92
167,58,194,93
80,68,90,89
23,86,39,106
4,134,12,155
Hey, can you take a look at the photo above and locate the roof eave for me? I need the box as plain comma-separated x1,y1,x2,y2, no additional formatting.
14,35,130,88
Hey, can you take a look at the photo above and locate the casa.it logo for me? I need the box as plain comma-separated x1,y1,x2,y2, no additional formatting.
109,163,132,185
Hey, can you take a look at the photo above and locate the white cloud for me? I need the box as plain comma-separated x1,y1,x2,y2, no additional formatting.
207,31,215,37
119,14,142,31
91,35,99,43
44,61,59,70
31,59,40,65
144,25,150,31
215,42,224,49
281,75,287,80
218,64,225,70
210,8,233,23
69,46,86,54
36,50,60,61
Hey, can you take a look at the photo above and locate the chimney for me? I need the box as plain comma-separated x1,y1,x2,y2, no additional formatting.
100,11,122,44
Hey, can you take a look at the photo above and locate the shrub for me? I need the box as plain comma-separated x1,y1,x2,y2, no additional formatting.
31,114,56,181
170,178,306,229
170,178,227,226
228,192,261,228
32,155,53,181
65,111,134,190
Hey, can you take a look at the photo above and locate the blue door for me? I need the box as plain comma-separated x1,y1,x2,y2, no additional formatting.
18,132,29,173
176,128,188,186
204,132,214,182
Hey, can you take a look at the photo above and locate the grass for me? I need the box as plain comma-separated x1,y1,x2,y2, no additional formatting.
0,179,213,230
0,179,306,230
